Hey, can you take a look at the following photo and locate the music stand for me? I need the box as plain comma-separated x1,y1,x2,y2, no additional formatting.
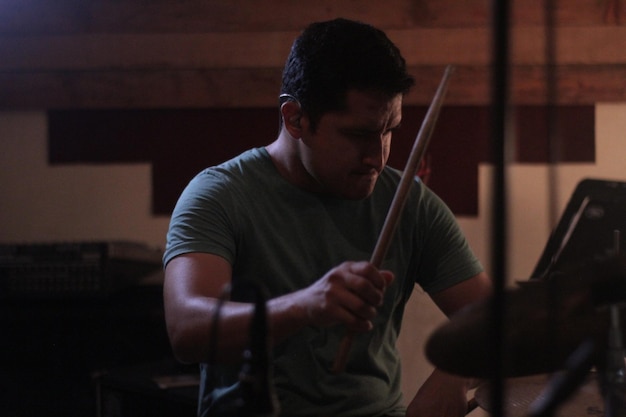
531,178,626,280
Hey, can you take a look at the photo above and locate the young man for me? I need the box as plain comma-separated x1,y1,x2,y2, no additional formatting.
163,18,492,416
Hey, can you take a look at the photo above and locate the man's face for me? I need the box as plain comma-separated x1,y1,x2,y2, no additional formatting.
297,90,403,200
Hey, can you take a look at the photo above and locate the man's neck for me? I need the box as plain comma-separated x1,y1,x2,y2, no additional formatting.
265,132,321,194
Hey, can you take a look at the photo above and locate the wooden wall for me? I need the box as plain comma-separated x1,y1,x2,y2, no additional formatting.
0,1,610,217
1,0,626,109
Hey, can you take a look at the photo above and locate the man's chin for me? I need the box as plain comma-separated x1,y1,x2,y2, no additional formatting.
341,185,376,200
321,176,377,200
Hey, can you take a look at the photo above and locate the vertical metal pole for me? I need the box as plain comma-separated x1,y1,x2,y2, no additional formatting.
544,0,560,230
490,0,511,416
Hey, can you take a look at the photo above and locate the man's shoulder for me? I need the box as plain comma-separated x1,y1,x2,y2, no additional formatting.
195,147,271,183
216,147,269,171
184,147,280,206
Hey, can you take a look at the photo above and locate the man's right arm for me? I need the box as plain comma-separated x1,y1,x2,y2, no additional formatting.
163,252,392,364
164,252,256,363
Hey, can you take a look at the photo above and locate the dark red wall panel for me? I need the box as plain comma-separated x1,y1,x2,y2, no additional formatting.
48,106,594,216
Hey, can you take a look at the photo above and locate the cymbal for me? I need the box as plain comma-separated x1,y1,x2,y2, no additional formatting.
474,373,603,417
425,254,626,378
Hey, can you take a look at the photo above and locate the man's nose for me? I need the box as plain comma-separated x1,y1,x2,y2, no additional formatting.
362,135,387,168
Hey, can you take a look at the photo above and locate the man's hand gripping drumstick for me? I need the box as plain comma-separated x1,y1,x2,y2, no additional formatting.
331,65,456,374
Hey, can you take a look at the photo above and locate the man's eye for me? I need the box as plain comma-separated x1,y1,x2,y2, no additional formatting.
341,127,399,139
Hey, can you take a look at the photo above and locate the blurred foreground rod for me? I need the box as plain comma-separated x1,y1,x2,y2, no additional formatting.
331,64,456,373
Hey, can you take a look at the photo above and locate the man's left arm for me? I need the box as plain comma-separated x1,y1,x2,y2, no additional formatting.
406,272,492,417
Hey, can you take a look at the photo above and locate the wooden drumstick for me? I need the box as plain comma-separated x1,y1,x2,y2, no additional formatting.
331,65,456,374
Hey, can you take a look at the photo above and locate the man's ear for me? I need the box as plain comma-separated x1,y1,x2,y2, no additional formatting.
281,100,304,138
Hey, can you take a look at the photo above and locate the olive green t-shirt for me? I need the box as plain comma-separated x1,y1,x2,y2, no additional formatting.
164,147,483,417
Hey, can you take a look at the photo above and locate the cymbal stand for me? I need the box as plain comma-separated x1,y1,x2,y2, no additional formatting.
601,303,626,417
527,338,596,417
600,230,626,417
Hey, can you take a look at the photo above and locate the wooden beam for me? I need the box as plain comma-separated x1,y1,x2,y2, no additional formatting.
1,1,626,109
0,69,283,109
2,64,626,109
0,0,623,35
0,32,297,70
3,27,626,71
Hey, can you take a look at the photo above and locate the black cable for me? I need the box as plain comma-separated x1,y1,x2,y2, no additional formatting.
237,282,279,417
208,284,232,394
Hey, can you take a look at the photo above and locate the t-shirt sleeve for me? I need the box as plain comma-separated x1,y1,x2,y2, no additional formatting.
163,170,237,268
415,186,484,294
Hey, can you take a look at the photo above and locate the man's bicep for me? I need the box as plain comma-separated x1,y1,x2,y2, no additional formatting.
162,252,236,363
164,252,232,301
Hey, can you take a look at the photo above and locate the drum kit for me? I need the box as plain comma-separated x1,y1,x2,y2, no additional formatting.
425,252,626,417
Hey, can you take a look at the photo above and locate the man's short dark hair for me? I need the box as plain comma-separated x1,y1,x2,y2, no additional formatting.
280,18,415,131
